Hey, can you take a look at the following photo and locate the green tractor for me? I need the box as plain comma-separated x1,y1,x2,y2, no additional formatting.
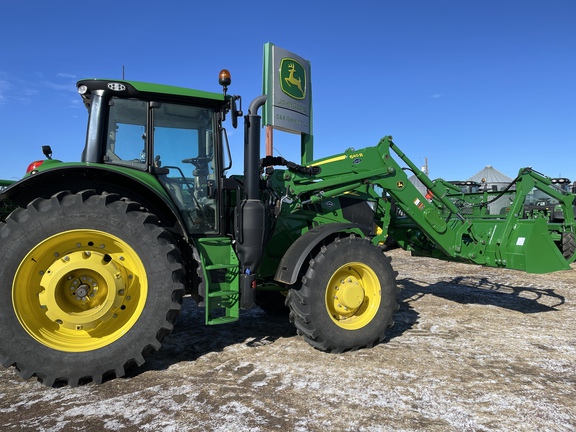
0,71,574,387
523,177,576,221
0,179,13,190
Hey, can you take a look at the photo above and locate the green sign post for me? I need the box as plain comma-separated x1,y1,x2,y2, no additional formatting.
263,42,313,164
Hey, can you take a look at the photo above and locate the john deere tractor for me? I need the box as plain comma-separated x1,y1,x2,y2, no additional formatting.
0,70,574,387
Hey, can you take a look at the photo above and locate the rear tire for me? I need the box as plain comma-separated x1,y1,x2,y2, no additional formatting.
0,190,184,386
286,235,398,352
562,232,576,260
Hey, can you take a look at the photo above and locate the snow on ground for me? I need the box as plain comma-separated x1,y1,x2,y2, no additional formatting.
0,249,575,431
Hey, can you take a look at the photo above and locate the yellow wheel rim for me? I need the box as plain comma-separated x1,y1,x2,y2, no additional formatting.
13,229,148,352
325,262,381,330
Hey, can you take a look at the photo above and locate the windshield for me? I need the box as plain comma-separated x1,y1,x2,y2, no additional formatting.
105,98,148,168
526,183,567,207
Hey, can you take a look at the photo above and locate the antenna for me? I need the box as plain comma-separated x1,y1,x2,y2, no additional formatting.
420,157,429,175
122,65,125,80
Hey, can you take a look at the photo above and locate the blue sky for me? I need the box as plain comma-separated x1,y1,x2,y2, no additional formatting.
1,0,575,182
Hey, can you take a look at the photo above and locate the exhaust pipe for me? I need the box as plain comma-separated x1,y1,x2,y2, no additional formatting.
237,95,267,309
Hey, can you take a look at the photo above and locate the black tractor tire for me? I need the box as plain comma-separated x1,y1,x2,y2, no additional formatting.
286,235,398,353
562,232,576,260
0,190,184,387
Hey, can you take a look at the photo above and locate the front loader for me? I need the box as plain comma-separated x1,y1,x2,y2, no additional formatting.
0,71,574,387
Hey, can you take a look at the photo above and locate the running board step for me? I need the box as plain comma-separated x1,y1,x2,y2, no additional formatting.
196,237,240,325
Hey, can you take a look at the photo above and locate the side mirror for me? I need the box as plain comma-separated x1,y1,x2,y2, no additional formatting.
231,95,242,129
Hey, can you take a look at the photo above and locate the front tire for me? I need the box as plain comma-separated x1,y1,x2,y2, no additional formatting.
256,290,290,316
0,190,184,386
286,235,398,352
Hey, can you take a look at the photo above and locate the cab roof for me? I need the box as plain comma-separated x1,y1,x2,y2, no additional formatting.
77,78,227,105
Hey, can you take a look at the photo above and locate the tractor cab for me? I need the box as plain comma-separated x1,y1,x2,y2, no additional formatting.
550,177,573,193
76,74,241,235
447,180,482,194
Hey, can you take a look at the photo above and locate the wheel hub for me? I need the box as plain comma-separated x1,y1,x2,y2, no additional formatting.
69,277,98,302
38,250,126,330
325,262,381,330
338,278,365,310
74,283,90,299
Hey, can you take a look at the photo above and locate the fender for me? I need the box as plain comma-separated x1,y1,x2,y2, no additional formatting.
0,165,186,237
274,223,371,285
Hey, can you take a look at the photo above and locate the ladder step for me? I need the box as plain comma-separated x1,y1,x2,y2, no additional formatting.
204,264,237,271
207,316,238,325
197,237,231,244
195,236,239,325
208,290,238,298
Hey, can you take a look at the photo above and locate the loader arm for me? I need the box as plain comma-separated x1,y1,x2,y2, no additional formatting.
279,136,472,257
277,136,575,273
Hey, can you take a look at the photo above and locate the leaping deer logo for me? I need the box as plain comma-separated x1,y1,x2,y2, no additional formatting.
284,63,303,96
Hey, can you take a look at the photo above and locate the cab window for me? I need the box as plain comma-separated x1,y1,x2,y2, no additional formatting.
105,98,147,168
152,102,217,233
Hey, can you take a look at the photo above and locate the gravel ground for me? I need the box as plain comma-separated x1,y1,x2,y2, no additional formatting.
0,248,574,431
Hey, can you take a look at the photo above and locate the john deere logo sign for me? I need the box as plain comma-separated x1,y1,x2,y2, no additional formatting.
280,58,306,100
263,43,311,135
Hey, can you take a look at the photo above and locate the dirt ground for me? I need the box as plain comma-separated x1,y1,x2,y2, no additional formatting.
0,248,574,431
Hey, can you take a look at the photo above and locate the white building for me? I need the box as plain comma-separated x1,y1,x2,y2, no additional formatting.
468,165,513,192
468,165,514,214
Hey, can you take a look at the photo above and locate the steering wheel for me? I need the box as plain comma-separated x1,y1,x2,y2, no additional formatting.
182,156,211,168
